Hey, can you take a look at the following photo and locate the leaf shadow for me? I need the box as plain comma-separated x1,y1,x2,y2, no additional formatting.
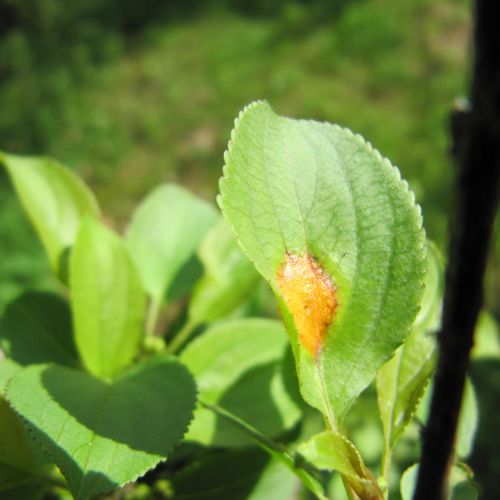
40,359,195,455
170,447,272,499
0,291,78,367
211,362,291,446
469,358,500,499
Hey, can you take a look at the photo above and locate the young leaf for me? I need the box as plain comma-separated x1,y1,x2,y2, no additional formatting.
0,292,78,367
6,356,196,500
180,318,301,446
188,218,261,324
219,101,426,424
376,242,443,458
70,217,146,379
377,328,436,460
297,431,383,499
0,152,100,276
125,184,217,309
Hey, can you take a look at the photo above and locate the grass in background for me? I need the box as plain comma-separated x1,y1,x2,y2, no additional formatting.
71,0,469,241
0,0,471,308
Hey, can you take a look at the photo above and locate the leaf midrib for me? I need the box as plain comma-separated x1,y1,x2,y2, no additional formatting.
386,348,404,447
75,382,113,499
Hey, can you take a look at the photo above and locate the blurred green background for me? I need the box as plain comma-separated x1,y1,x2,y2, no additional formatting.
1,0,499,498
1,0,481,310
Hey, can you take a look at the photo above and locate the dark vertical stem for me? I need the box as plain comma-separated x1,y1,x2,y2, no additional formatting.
414,1,500,499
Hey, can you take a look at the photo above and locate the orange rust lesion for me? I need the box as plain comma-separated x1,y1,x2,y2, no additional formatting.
277,253,338,357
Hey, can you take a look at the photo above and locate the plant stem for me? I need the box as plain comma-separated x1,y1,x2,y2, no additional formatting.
414,1,500,498
381,447,391,494
145,299,161,338
317,362,359,499
13,467,69,493
200,400,286,454
200,400,328,500
316,361,337,433
167,318,197,354
341,476,357,500
40,472,69,491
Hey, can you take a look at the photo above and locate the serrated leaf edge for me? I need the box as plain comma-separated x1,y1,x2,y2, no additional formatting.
216,101,270,278
218,101,426,287
4,364,197,499
218,101,427,435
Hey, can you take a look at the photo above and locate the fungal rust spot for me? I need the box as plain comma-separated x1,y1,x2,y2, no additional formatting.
277,253,338,357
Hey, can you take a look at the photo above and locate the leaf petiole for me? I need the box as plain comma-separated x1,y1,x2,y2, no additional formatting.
145,298,161,338
167,318,198,354
200,400,328,500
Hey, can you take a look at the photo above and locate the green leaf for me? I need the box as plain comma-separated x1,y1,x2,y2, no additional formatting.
471,311,500,359
297,431,383,499
1,359,47,491
125,184,217,308
416,377,478,460
0,397,38,490
170,448,298,500
411,241,444,335
468,358,498,498
400,463,478,500
376,242,443,454
0,151,100,276
0,360,20,393
452,481,480,500
5,356,196,500
167,255,204,302
0,292,78,367
376,327,436,463
247,455,300,500
188,218,261,324
399,463,421,500
456,378,478,459
219,101,426,424
180,318,301,447
328,385,384,468
70,217,146,379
